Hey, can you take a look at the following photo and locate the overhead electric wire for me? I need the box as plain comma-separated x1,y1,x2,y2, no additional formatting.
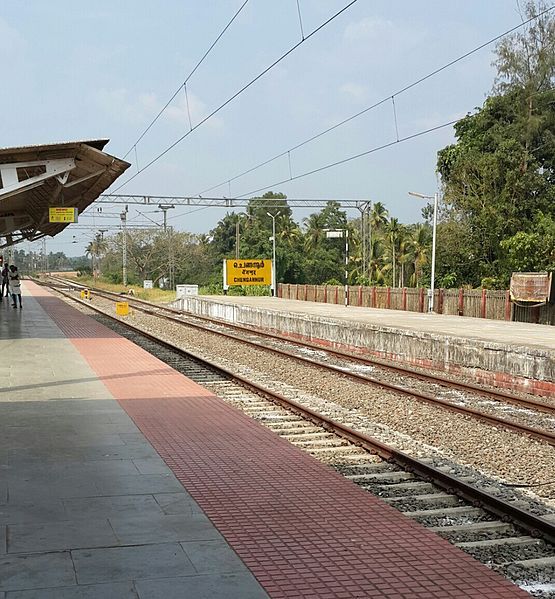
111,0,359,193
197,3,555,196
123,0,251,159
235,119,459,199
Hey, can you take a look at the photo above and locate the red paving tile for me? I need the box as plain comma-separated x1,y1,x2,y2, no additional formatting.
28,282,528,598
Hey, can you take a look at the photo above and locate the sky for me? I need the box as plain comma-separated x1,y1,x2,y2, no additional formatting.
1,0,526,256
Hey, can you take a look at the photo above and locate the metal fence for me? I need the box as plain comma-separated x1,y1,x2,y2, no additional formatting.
278,284,555,325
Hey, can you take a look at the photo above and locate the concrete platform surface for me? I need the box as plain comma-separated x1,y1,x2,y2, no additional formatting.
0,284,267,599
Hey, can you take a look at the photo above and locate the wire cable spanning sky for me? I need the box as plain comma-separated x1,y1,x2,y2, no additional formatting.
196,4,555,198
122,0,251,160
111,0,359,193
3,0,540,253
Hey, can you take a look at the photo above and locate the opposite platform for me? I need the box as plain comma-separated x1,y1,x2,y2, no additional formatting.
175,294,555,396
2,282,528,598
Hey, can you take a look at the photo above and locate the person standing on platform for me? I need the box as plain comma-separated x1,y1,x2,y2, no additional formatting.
0,263,9,301
9,265,22,308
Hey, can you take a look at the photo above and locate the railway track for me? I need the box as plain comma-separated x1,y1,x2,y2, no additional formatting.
45,277,555,448
47,281,555,597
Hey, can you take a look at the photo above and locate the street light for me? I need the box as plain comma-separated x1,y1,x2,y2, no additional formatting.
408,190,438,313
266,211,281,297
120,209,128,286
325,229,349,307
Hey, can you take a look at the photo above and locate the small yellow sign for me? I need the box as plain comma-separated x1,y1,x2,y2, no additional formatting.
116,302,129,316
225,259,272,286
49,207,78,223
80,289,91,300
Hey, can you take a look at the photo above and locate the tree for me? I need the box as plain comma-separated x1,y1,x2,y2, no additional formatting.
493,1,555,97
384,218,401,287
406,224,430,287
435,1,555,286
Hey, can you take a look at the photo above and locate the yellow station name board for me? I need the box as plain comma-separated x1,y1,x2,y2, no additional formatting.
49,207,79,223
224,259,272,287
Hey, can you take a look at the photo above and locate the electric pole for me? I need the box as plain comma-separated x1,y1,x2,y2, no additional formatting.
158,204,175,290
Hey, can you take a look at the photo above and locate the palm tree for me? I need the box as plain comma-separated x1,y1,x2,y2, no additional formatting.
397,233,413,287
85,235,108,276
410,225,431,287
368,238,386,284
385,218,401,287
303,212,327,252
370,202,389,231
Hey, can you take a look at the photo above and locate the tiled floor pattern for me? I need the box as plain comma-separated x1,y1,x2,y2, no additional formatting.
28,282,527,598
1,288,266,599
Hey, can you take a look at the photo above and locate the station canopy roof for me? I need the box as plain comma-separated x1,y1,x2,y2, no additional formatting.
0,139,130,248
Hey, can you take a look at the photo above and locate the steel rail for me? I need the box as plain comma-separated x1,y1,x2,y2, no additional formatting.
49,284,555,546
45,278,555,447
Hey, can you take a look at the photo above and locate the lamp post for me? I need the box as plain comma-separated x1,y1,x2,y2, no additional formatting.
267,211,281,297
120,209,128,286
409,190,438,313
326,229,349,306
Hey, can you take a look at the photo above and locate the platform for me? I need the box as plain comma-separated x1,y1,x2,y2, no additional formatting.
0,282,527,598
175,295,555,396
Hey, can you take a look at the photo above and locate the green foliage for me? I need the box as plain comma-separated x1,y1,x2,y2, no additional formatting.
436,2,555,286
500,212,555,272
480,277,505,290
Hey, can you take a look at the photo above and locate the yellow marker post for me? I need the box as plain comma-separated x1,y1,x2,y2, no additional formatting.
116,302,129,316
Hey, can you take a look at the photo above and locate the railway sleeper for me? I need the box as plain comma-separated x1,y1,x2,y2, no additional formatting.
382,492,462,511
281,431,337,441
495,556,555,592
457,537,552,564
337,463,398,476
355,471,416,484
403,506,490,527
367,481,437,497
292,438,350,448
430,521,516,542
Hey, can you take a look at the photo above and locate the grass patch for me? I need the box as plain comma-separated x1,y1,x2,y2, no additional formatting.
61,274,176,304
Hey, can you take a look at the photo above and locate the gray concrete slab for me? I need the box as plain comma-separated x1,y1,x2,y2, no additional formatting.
94,473,185,496
72,543,195,585
154,492,205,516
132,457,171,475
8,519,117,554
134,573,269,599
63,495,163,521
109,513,220,545
0,502,67,526
0,289,267,597
180,540,249,574
0,552,76,592
6,582,138,599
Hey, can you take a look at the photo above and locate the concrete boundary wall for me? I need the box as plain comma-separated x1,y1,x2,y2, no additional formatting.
175,296,554,397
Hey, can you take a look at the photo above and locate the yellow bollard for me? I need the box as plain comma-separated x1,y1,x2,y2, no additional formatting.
116,301,129,316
